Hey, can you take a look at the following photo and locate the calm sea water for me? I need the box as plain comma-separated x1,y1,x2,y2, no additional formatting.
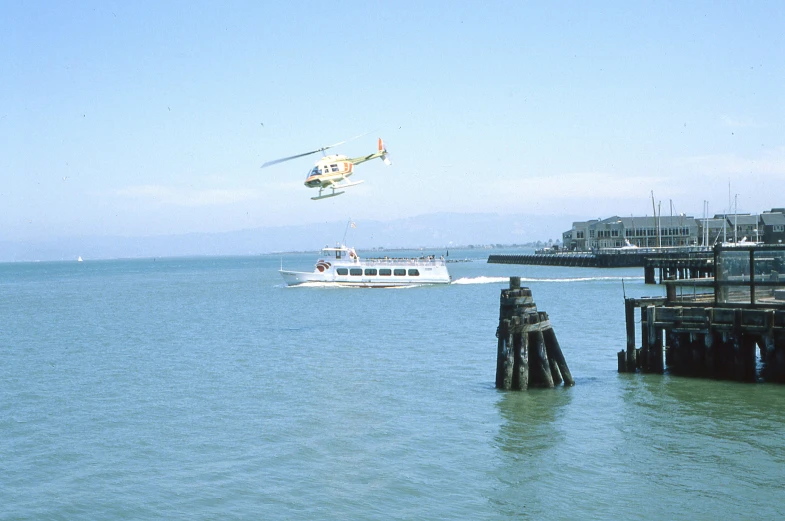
2,249,784,519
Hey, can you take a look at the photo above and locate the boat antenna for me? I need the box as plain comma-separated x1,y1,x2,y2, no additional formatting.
342,218,355,245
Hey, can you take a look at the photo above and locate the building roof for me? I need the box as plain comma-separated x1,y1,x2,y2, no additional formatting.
618,215,697,228
700,218,728,230
713,214,759,226
761,212,785,225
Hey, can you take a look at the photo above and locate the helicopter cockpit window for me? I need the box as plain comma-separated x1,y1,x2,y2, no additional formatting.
307,167,318,179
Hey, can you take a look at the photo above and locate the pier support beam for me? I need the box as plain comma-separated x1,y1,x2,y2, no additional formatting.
624,299,637,372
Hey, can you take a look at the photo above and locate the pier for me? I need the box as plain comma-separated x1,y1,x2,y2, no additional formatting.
643,252,714,284
496,277,574,390
619,244,785,382
488,246,711,269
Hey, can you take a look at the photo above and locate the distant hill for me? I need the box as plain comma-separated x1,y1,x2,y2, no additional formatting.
0,212,579,262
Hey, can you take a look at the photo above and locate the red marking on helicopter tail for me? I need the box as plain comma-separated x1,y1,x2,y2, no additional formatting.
378,138,383,151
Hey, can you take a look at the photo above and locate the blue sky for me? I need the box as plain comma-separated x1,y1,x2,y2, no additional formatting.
1,1,783,241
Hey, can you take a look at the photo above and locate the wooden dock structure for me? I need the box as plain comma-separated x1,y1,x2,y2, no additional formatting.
643,252,714,284
619,244,785,382
489,246,712,270
496,277,574,390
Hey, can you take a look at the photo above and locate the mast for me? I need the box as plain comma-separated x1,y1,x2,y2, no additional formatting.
651,191,657,248
342,218,354,245
704,200,709,247
734,194,738,243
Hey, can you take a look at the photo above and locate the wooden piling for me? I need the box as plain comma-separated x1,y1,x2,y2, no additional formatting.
529,330,554,388
496,318,514,390
645,306,664,373
640,307,650,372
704,332,716,379
542,326,574,386
624,299,636,372
495,278,573,390
515,325,529,390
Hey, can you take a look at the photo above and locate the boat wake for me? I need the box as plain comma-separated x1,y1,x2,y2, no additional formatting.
451,275,645,285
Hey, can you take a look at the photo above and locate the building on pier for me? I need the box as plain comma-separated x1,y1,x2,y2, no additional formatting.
564,208,785,252
562,215,699,251
760,210,785,244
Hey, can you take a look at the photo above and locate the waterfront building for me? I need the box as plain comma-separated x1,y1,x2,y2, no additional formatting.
562,215,699,251
696,217,729,246
564,208,785,252
760,209,785,244
712,213,760,243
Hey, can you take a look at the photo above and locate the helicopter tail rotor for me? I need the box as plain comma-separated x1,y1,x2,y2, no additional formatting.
378,138,392,166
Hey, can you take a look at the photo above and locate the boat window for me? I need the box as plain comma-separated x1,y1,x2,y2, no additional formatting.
379,269,392,276
364,268,377,276
394,269,406,276
336,268,348,275
350,268,362,276
408,269,420,276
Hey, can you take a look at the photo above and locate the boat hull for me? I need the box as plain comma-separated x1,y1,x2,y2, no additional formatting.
279,267,451,287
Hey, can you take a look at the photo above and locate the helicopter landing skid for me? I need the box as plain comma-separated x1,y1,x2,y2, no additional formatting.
311,180,364,200
311,191,345,200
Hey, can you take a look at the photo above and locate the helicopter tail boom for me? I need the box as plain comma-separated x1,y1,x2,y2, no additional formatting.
347,138,392,166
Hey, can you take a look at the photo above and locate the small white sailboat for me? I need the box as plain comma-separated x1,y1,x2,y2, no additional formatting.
77,256,83,262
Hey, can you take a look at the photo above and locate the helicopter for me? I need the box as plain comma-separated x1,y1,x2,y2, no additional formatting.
261,135,391,200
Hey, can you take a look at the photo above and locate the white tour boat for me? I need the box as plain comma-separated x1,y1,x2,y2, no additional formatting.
280,244,451,287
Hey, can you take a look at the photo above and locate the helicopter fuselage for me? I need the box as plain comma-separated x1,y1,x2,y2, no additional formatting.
304,155,354,188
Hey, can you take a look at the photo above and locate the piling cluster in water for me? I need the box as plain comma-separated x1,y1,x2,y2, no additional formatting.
495,277,574,390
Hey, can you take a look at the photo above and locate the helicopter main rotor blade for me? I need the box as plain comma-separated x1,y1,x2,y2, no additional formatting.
260,131,375,168
261,149,323,168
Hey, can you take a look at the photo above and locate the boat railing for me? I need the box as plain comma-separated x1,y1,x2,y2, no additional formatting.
361,256,446,267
